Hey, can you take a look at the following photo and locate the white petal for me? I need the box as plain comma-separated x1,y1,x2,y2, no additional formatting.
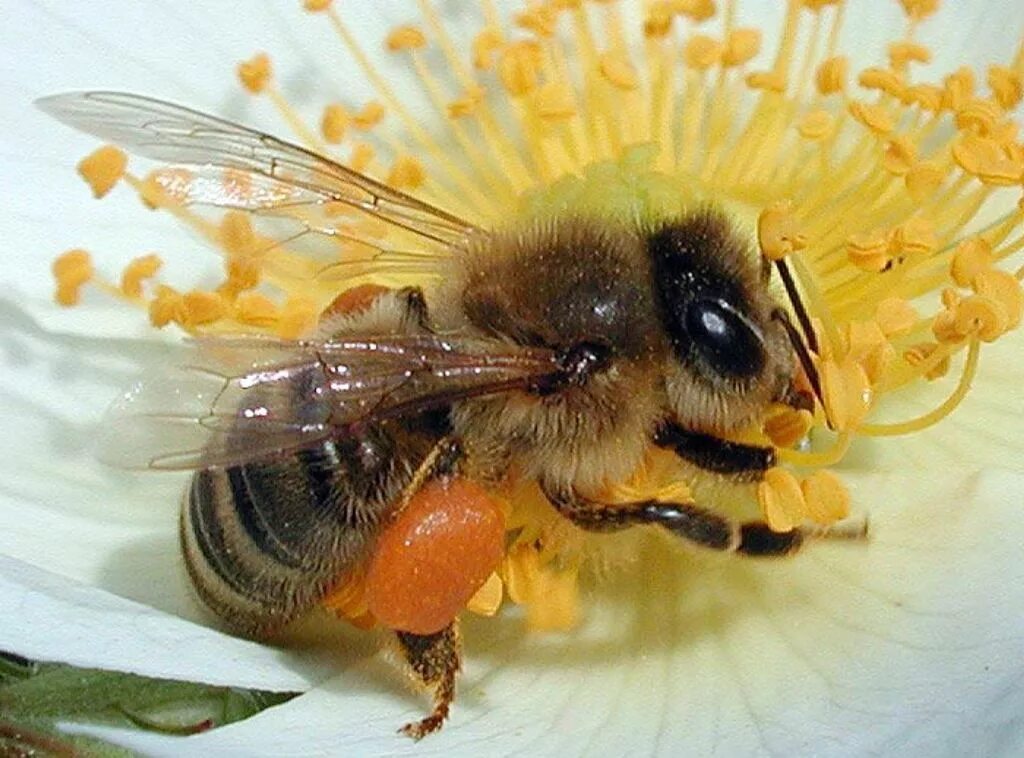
59,470,1024,757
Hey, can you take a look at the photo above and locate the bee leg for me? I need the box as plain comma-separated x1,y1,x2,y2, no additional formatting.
396,285,432,330
654,422,775,482
394,621,461,740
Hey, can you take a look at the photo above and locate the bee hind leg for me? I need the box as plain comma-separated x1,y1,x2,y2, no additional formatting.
394,621,461,740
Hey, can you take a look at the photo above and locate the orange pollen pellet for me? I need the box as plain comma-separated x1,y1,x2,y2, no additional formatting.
366,477,505,635
320,284,390,320
237,53,272,94
321,104,350,144
386,25,426,52
52,249,94,306
120,254,162,299
77,145,128,199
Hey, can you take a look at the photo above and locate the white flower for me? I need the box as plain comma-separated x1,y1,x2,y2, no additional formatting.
1,0,1023,755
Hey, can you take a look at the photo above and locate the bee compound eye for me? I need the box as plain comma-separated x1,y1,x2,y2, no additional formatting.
685,298,766,379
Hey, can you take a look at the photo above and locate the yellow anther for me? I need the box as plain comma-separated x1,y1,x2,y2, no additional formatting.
821,357,872,431
801,470,851,526
349,142,375,173
683,35,723,71
52,249,93,306
277,296,318,338
941,287,962,311
988,65,1024,110
644,2,675,38
138,168,192,209
955,97,1002,134
499,41,542,96
858,67,905,98
802,0,841,9
320,104,350,144
674,0,716,23
954,295,1007,342
942,67,976,111
386,155,426,190
353,101,385,130
904,342,951,380
237,53,272,94
950,238,995,287
757,200,807,261
953,134,1024,186
846,320,892,384
234,292,279,328
599,51,640,90
931,307,961,344
797,110,834,141
223,256,261,295
302,0,332,11
504,545,579,632
746,70,787,93
447,89,485,119
472,27,504,71
849,101,895,135
385,25,426,52
973,268,1023,330
904,83,944,112
882,137,918,176
889,217,936,259
466,572,503,617
148,285,184,328
846,230,891,273
889,41,932,70
904,161,944,202
218,211,256,257
181,290,228,328
536,82,577,121
815,56,847,95
898,0,938,21
763,409,813,449
758,467,806,533
120,254,162,299
77,145,127,199
875,297,918,337
515,6,559,38
722,28,761,67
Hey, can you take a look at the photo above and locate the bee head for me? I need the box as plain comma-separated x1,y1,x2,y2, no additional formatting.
648,210,796,433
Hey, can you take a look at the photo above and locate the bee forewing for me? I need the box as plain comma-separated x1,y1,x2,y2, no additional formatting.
36,91,479,248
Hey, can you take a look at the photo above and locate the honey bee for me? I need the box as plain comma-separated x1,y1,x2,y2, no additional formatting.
40,91,831,738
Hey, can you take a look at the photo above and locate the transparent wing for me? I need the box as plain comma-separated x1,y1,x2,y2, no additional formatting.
99,334,561,471
37,90,479,248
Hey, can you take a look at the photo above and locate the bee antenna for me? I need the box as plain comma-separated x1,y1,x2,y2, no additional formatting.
771,307,833,430
772,258,819,355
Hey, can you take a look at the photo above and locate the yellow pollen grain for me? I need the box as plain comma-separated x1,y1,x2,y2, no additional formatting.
889,40,932,70
988,65,1024,109
801,470,850,526
816,56,847,95
320,104,350,143
954,295,1007,342
120,254,162,299
875,297,918,337
848,101,894,135
466,572,503,617
77,145,128,199
758,201,807,260
386,155,426,190
904,342,951,380
277,296,318,339
499,41,542,96
950,238,995,287
536,81,577,120
763,409,813,449
973,268,1023,329
386,25,427,52
599,51,639,90
234,292,279,329
302,0,332,11
683,35,723,71
722,28,761,67
846,230,891,273
352,101,386,130
472,27,504,71
148,285,184,329
237,52,272,93
52,249,93,306
758,467,806,533
883,137,918,175
798,110,834,141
